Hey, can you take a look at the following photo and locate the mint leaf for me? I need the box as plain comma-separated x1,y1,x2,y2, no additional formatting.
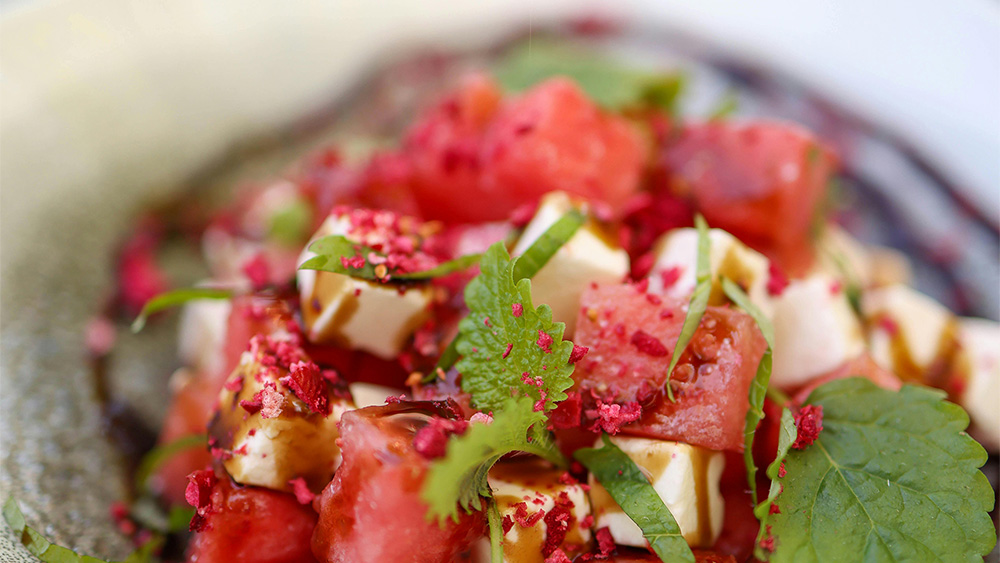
456,243,575,413
3,498,162,563
761,378,997,562
434,209,584,376
421,397,564,522
721,276,775,507
300,235,480,281
486,498,504,563
133,434,206,495
495,41,685,113
575,435,695,563
131,287,232,333
664,214,711,401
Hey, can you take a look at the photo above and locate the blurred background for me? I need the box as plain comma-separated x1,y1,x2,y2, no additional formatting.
3,0,999,315
1,0,998,560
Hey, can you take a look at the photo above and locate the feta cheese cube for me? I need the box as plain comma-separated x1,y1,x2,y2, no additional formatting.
955,318,1000,451
646,228,772,315
472,458,592,563
588,436,724,548
297,214,433,359
814,225,873,288
348,382,406,408
863,285,959,385
771,274,866,389
511,192,629,336
177,296,231,377
212,336,354,492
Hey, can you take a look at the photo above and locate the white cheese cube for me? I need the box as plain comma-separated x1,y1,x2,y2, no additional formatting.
814,225,911,289
814,225,873,288
868,247,912,288
511,192,629,336
177,296,231,377
955,318,1000,451
472,458,592,563
863,285,959,384
297,215,432,359
588,436,724,548
213,339,355,493
347,382,406,408
771,274,866,389
646,228,772,315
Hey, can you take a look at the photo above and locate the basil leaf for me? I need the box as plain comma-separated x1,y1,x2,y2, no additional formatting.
495,41,686,113
664,214,711,401
511,208,586,281
721,277,775,504
3,498,162,563
298,235,381,279
393,253,483,280
131,287,232,333
761,378,997,562
300,235,480,282
575,435,695,563
267,199,312,246
133,434,207,495
487,498,504,563
753,407,795,546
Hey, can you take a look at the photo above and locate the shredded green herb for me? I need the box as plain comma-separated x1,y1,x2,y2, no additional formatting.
131,288,232,333
575,435,695,563
664,214,712,401
3,498,162,563
133,433,207,495
721,277,775,505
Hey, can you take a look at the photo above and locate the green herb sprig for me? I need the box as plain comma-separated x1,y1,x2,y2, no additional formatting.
663,214,712,401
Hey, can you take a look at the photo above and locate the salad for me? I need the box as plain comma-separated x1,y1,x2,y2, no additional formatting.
5,45,997,563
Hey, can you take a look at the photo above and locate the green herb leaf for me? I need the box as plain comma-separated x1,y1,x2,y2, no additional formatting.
298,235,382,279
456,242,575,413
822,248,864,317
421,396,564,523
267,199,313,246
511,208,586,281
300,235,480,281
433,208,585,377
127,496,194,535
708,90,740,120
394,253,483,280
721,277,775,504
495,41,685,113
664,214,712,401
486,498,504,563
133,434,207,495
753,406,795,545
3,498,162,563
575,435,695,563
760,378,997,561
131,288,232,333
